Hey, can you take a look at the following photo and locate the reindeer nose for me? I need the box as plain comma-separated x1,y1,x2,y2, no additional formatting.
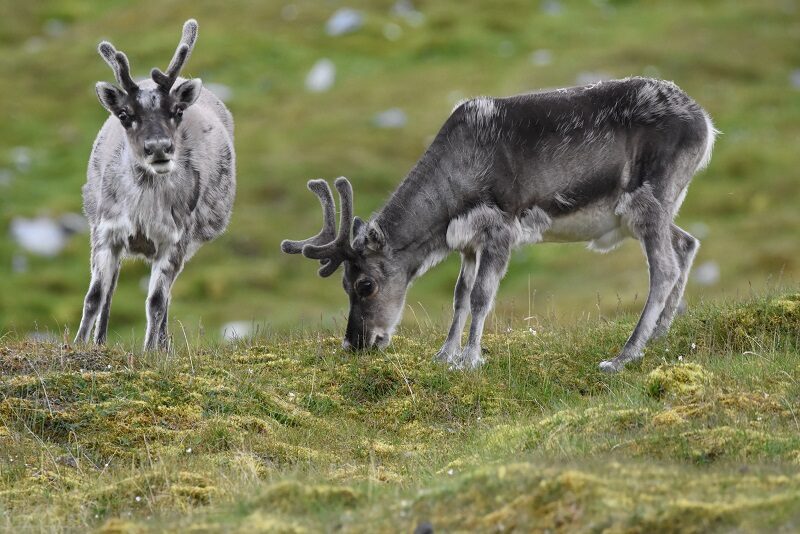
144,138,173,157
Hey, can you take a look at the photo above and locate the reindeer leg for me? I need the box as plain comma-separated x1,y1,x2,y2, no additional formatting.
600,223,679,373
94,259,121,344
75,246,121,344
650,224,699,340
451,241,511,370
435,251,477,363
144,247,185,351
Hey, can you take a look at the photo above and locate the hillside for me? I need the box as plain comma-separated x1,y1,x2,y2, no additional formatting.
1,292,799,531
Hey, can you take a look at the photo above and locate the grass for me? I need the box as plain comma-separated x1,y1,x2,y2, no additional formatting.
1,0,799,340
1,291,799,531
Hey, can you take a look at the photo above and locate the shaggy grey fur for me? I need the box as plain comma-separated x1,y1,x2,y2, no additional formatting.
75,19,236,351
283,77,716,372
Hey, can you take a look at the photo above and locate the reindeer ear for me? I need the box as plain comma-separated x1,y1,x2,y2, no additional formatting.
365,221,386,251
353,216,366,236
95,82,126,114
171,78,202,107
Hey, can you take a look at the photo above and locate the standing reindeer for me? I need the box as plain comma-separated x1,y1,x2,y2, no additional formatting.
75,19,235,350
282,77,716,372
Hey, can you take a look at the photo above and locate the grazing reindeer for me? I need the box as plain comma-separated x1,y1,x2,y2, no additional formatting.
282,77,716,372
75,20,235,350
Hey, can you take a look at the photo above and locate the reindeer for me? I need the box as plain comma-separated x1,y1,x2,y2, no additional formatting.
282,77,716,372
75,19,235,351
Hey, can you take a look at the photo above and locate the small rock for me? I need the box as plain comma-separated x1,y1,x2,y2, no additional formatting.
56,455,78,468
373,108,407,129
221,321,253,341
205,82,233,102
790,69,800,90
11,217,67,256
575,71,611,85
392,0,425,26
43,19,67,38
692,261,720,286
11,147,32,172
413,522,434,534
305,59,336,93
529,49,552,67
326,8,363,36
541,0,564,16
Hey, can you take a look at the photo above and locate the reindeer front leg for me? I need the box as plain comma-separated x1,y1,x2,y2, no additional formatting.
75,245,121,344
436,251,477,363
451,240,511,370
143,247,185,351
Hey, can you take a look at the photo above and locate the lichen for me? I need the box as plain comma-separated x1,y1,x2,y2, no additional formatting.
646,363,713,400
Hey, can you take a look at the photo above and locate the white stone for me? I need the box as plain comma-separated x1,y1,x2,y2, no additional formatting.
221,321,254,341
373,108,407,128
305,59,336,93
11,147,32,172
10,217,66,257
541,0,564,15
326,8,363,36
692,261,720,286
790,69,800,90
391,0,425,26
529,49,552,67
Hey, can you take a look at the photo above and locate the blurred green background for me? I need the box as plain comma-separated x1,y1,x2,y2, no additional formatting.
0,0,797,342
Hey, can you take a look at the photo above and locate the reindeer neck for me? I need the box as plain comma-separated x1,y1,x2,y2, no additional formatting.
374,147,469,278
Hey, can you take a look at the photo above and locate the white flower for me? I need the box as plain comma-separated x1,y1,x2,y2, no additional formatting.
135,496,141,502
185,447,192,454
528,327,538,336
447,468,454,475
678,355,683,361
691,343,697,350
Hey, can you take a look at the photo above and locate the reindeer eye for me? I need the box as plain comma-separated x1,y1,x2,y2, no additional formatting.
117,111,128,121
174,108,184,119
355,278,377,298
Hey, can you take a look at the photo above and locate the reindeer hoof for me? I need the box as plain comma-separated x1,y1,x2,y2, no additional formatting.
599,359,623,373
434,347,457,364
449,346,484,371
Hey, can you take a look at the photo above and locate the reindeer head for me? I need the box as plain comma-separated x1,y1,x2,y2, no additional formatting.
281,178,409,350
95,19,202,176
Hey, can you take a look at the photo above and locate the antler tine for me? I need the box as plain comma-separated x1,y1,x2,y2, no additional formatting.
113,51,139,93
280,179,337,254
152,19,198,91
302,177,356,278
97,41,138,93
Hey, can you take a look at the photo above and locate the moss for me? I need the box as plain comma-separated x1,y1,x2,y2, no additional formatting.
710,294,800,349
253,481,359,514
646,363,713,400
